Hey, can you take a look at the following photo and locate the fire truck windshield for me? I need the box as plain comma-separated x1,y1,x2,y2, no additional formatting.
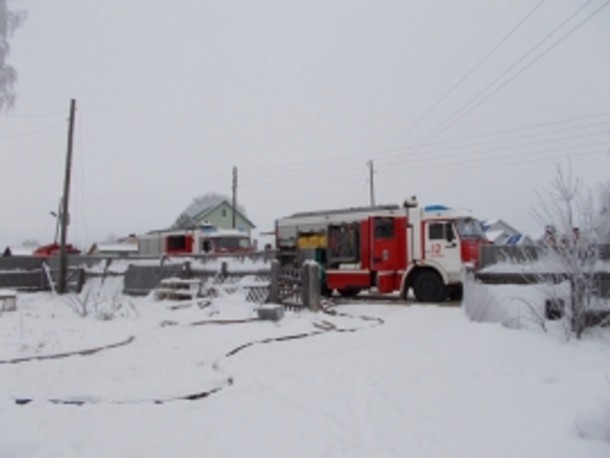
455,218,485,240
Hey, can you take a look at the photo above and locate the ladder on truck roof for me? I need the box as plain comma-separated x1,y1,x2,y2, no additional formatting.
288,204,401,219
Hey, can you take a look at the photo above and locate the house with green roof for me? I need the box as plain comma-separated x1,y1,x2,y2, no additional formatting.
190,200,255,235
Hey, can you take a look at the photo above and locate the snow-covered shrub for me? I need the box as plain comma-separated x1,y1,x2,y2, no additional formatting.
63,277,138,320
462,271,570,332
535,166,610,338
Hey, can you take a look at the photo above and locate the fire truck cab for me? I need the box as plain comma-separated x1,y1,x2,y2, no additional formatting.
276,198,485,302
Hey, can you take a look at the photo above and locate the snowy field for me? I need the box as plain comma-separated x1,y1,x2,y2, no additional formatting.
1,276,609,457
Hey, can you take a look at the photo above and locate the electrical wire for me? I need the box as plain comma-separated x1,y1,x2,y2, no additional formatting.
377,0,550,154
235,127,609,184
0,120,66,141
380,142,609,179
238,113,610,175
416,0,610,146
390,113,610,150
3,112,65,119
379,129,610,166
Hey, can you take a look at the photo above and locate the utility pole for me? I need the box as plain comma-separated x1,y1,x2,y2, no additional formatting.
232,166,237,229
368,160,376,207
57,99,76,294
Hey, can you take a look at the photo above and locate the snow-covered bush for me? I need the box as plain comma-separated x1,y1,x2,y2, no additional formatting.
63,277,138,320
462,271,569,333
535,166,610,338
0,0,26,111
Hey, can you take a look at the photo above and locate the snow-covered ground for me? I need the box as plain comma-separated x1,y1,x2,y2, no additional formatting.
1,276,609,457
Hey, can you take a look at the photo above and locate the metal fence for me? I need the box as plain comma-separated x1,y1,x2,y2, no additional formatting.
0,252,275,293
122,263,185,296
477,244,610,299
479,244,610,270
0,253,322,310
0,256,86,292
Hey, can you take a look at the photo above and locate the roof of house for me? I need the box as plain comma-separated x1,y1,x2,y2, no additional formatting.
93,243,138,253
192,200,256,228
3,245,38,256
480,218,521,233
485,230,505,243
481,218,535,246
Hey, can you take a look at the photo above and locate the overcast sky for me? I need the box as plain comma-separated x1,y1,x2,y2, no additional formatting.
2,0,609,247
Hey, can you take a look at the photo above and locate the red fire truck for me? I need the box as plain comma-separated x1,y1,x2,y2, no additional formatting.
138,226,254,256
275,197,486,302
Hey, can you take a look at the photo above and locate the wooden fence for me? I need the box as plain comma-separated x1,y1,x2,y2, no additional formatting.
123,259,320,310
0,261,85,293
0,253,321,310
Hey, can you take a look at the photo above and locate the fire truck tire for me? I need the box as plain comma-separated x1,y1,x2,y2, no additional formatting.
448,285,463,301
321,283,332,297
338,288,361,297
413,271,447,303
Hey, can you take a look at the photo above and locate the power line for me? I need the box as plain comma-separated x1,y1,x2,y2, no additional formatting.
380,142,609,178
416,0,610,146
380,129,610,165
0,120,66,141
377,0,550,154
4,113,65,119
238,113,610,176
235,127,609,184
393,114,610,148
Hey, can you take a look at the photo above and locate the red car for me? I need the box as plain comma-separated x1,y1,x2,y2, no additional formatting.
33,243,81,257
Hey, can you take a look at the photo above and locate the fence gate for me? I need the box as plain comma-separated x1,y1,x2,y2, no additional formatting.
268,261,320,311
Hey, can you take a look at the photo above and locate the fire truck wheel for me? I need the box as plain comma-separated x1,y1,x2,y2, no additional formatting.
321,283,332,297
413,271,447,303
338,288,361,297
448,285,463,301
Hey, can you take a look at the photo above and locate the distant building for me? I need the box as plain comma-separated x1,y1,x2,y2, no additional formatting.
481,219,534,246
87,235,139,257
189,200,255,235
2,245,38,257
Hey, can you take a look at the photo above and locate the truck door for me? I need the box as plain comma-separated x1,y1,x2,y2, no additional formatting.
371,217,405,292
424,221,461,276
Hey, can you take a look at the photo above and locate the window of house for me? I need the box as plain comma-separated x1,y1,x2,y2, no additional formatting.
222,208,227,217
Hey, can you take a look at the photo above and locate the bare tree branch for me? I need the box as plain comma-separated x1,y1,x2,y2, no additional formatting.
0,0,26,112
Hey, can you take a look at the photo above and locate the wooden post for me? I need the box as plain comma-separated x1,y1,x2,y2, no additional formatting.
75,268,86,294
368,160,375,207
301,262,310,309
57,99,76,294
269,259,280,304
232,166,237,229
306,262,321,311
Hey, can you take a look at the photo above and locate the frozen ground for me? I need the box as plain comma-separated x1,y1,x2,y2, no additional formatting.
0,277,609,457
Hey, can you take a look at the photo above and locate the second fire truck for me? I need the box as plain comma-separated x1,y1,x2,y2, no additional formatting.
275,197,486,302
